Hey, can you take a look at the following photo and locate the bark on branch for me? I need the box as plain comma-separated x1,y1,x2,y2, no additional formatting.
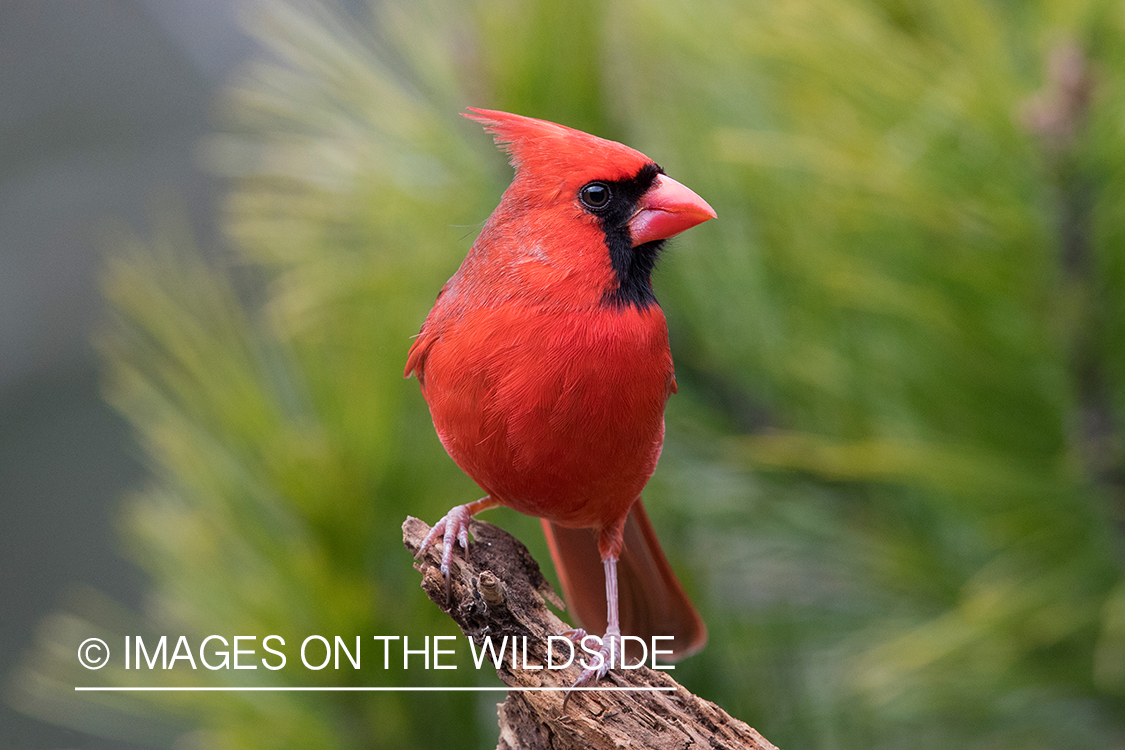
403,516,778,750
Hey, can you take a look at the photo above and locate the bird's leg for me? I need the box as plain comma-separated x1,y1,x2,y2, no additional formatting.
564,517,628,706
569,554,622,690
417,496,498,596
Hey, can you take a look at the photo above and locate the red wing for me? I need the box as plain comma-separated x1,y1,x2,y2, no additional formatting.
404,331,438,386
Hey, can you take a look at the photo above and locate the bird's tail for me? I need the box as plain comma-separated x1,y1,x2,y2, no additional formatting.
541,499,707,663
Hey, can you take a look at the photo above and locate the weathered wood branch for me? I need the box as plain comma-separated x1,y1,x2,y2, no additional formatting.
403,516,778,750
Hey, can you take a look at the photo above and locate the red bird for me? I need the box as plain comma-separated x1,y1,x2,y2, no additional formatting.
407,109,715,683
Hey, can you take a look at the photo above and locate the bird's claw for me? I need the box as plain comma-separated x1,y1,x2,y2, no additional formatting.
416,504,474,599
561,627,588,644
563,628,621,709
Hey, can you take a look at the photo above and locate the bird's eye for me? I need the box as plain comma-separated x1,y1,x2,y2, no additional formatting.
579,182,611,210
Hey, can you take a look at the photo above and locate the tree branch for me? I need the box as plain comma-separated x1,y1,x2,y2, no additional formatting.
403,516,778,750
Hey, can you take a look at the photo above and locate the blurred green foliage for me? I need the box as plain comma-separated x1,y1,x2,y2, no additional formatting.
13,0,1125,747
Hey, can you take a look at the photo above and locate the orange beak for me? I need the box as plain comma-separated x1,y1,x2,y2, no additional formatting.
628,174,716,247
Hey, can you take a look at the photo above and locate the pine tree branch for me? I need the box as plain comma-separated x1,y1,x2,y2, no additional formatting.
403,516,778,750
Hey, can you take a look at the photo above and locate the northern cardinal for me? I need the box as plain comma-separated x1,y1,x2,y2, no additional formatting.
407,109,715,684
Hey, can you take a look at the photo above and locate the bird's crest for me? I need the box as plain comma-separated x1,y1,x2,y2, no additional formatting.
463,108,651,184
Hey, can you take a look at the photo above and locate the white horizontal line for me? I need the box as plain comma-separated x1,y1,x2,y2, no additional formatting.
75,686,674,692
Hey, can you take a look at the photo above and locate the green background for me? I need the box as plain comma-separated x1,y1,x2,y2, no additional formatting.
7,0,1125,748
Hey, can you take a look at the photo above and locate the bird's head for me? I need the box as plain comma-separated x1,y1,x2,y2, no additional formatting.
464,109,715,309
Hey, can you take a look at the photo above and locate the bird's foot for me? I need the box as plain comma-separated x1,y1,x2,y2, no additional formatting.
573,628,621,685
416,504,474,599
563,627,621,708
